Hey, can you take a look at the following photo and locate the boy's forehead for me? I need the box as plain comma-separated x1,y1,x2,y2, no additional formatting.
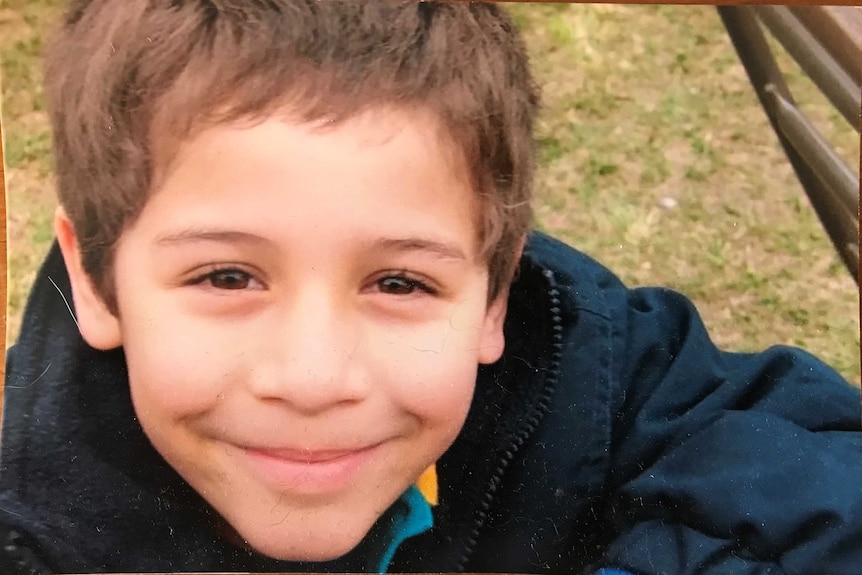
152,103,476,193
146,106,484,239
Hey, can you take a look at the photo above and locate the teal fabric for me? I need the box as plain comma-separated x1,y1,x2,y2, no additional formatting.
372,485,433,574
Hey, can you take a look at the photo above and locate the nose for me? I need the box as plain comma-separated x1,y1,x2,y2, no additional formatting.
247,287,369,414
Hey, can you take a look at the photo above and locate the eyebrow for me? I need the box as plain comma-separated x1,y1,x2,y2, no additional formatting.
154,228,271,247
371,237,468,261
154,228,468,260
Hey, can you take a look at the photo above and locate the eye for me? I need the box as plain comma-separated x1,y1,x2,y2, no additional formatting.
375,273,436,296
189,267,263,291
208,269,252,290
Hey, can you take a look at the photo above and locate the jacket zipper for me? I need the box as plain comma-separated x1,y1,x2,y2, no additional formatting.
454,269,566,572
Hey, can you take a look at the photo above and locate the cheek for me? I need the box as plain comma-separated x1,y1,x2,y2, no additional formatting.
121,312,242,419
369,314,484,426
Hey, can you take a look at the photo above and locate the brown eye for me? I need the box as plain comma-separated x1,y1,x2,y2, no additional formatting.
378,275,419,295
207,269,252,290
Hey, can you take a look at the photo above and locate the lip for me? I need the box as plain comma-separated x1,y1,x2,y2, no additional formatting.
249,447,370,463
233,443,381,494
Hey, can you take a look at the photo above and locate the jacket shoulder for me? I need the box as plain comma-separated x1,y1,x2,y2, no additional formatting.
523,231,629,318
521,232,862,574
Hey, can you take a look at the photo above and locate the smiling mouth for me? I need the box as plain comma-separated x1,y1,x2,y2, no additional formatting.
245,445,378,464
234,443,382,493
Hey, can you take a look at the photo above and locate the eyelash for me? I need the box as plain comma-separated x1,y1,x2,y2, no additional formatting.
187,266,262,291
372,271,438,297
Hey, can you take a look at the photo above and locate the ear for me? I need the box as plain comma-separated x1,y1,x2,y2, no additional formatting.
477,288,509,365
54,207,123,350
477,234,526,365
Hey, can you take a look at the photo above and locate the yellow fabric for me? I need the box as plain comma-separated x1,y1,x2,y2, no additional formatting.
415,465,438,506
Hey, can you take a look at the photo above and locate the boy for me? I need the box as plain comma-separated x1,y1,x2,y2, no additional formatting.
1,1,861,574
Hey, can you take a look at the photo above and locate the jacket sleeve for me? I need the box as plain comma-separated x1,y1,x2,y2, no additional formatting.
600,286,862,575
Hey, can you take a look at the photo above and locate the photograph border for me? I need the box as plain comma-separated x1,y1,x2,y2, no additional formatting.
0,1,859,573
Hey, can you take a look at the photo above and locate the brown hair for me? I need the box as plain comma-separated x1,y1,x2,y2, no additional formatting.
45,0,540,313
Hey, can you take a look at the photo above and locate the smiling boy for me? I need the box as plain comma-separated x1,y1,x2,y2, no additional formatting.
74,107,506,563
2,2,862,575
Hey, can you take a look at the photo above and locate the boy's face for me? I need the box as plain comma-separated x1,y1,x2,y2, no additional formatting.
58,108,511,561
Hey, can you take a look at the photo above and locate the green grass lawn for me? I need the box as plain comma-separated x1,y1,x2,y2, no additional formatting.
2,2,860,383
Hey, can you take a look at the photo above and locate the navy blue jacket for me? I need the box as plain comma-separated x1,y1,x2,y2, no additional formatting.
2,232,861,574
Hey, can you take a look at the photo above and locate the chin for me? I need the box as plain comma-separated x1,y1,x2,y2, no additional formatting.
251,539,361,563
239,519,371,562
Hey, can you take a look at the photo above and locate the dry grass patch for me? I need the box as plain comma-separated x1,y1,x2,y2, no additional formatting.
508,3,860,383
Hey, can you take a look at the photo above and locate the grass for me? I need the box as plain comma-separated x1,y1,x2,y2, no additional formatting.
506,3,860,383
1,2,860,383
